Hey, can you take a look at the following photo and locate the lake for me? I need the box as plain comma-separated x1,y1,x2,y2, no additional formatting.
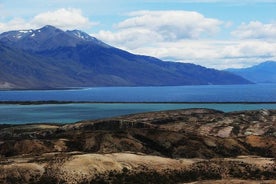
0,84,276,102
0,84,275,124
1,103,276,124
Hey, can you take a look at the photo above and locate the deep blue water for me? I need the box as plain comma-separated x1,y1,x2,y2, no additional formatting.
0,84,276,102
0,84,275,124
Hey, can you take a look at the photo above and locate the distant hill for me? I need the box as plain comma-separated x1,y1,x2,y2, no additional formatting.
226,61,276,83
0,25,251,89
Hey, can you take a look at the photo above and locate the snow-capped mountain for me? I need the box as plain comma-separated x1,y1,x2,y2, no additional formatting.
0,25,251,89
66,30,95,41
0,25,108,51
0,29,34,40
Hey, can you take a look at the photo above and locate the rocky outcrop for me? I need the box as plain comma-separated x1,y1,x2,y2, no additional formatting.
0,109,275,183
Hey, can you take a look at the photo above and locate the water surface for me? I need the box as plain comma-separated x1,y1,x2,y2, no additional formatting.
0,84,275,102
1,84,275,124
1,103,276,124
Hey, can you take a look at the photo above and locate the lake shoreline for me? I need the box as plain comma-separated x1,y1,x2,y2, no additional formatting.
1,103,276,124
1,100,276,105
1,84,276,102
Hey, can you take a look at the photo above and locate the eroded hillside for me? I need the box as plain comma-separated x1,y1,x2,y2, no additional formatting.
0,109,275,183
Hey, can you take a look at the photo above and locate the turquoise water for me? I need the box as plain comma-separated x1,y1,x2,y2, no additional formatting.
1,103,276,124
0,84,275,124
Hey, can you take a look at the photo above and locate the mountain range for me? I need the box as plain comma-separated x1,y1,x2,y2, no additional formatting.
226,61,276,83
0,25,251,89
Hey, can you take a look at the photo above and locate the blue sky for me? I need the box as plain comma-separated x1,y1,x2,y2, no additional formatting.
0,0,275,69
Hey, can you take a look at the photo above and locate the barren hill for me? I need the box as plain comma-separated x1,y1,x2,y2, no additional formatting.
0,108,275,183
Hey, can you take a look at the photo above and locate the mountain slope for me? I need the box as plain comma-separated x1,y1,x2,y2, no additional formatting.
226,61,276,83
0,26,252,89
0,43,94,89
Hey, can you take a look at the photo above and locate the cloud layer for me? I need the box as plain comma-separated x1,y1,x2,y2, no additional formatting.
131,40,276,69
0,8,95,32
232,21,276,40
94,10,276,69
96,11,222,49
118,11,222,40
31,8,95,30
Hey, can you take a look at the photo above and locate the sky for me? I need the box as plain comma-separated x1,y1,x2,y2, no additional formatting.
0,0,275,69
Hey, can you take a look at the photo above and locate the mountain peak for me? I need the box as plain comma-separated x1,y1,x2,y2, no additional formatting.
66,29,110,47
66,30,93,40
0,25,110,51
225,61,276,83
0,29,34,42
38,25,62,33
42,25,58,29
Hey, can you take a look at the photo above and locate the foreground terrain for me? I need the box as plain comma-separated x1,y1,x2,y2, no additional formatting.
0,108,275,183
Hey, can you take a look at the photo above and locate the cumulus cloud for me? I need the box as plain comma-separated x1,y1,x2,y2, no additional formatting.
121,11,222,39
95,10,222,49
96,28,163,49
232,21,276,40
0,8,96,33
31,8,96,30
94,10,276,69
130,40,276,69
0,18,33,32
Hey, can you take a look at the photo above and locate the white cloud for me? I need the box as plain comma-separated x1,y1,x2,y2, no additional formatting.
95,10,222,50
1,7,275,69
95,34,276,69
0,8,96,33
0,18,33,32
129,40,276,69
96,28,163,49
232,21,276,40
94,10,276,69
118,11,222,40
31,8,96,30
